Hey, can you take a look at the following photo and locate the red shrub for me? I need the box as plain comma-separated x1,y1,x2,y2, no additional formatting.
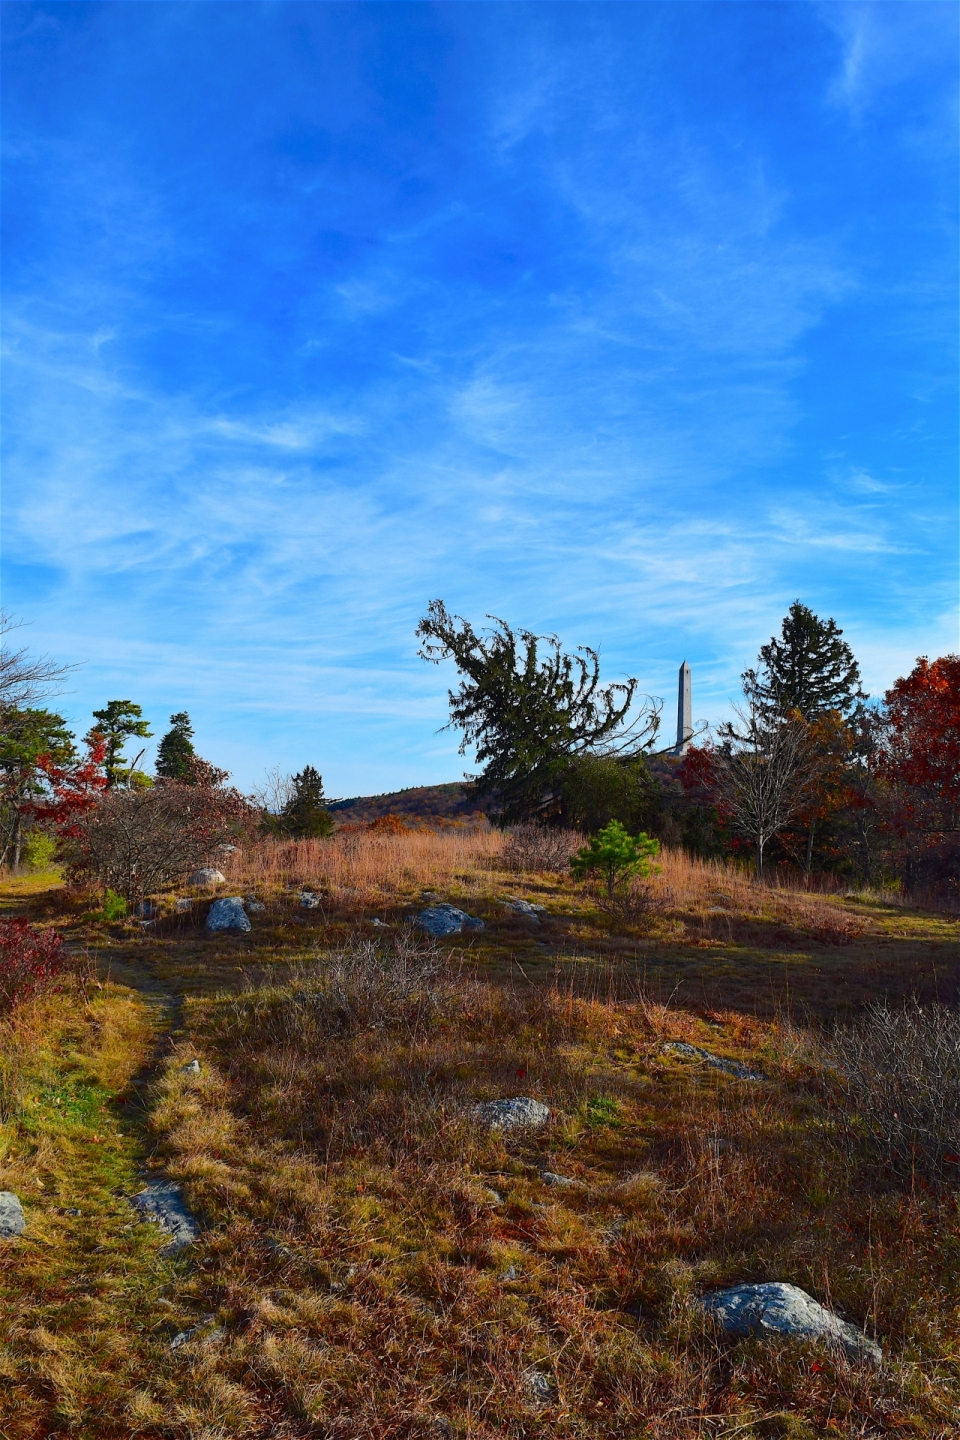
0,919,75,1012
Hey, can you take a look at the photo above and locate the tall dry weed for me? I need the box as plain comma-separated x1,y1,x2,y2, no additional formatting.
223,827,503,904
829,1000,960,1183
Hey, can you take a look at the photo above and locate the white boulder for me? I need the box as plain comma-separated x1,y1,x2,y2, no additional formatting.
471,1097,551,1131
0,1192,25,1239
417,904,484,936
206,897,251,933
189,868,225,887
698,1282,882,1365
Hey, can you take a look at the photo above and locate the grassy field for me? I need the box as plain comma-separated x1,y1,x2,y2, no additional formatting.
0,833,958,1438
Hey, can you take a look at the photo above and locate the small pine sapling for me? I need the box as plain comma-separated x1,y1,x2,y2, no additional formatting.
570,819,660,898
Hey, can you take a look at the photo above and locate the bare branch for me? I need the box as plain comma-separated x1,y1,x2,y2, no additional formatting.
0,613,78,711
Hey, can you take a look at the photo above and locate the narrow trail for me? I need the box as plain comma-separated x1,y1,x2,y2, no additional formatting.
90,948,186,1138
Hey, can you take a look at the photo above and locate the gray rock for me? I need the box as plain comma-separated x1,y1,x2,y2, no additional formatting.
174,897,193,912
505,898,546,920
132,900,159,919
298,891,321,910
370,917,387,927
57,1206,82,1217
417,904,484,936
169,1315,222,1350
206,897,251,933
0,1192,25,1239
664,1041,764,1082
130,1180,198,1255
265,1236,296,1261
471,1097,551,1131
189,868,225,886
502,1264,518,1281
540,1170,575,1189
181,1059,201,1076
698,1282,882,1366
522,1368,555,1407
246,900,266,913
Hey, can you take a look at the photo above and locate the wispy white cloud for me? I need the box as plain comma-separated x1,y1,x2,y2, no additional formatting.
2,3,954,790
821,1,959,120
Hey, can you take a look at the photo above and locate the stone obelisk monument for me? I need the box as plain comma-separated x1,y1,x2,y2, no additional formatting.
674,661,692,755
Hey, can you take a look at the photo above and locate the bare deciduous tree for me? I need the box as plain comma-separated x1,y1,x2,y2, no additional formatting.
715,702,810,880
0,614,76,713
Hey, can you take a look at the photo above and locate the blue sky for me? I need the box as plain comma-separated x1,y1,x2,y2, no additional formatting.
2,1,957,795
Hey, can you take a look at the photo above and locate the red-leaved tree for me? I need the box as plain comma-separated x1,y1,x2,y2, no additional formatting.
877,654,960,895
33,734,109,836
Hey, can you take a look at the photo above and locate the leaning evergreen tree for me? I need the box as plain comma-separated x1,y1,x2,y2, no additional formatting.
155,712,196,781
416,600,659,823
279,766,334,839
743,601,865,721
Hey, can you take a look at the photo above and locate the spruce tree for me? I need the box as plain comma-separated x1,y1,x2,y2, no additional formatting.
155,712,196,781
744,602,865,721
281,766,334,839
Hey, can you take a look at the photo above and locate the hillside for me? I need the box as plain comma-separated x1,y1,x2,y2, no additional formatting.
1,839,958,1437
330,780,496,827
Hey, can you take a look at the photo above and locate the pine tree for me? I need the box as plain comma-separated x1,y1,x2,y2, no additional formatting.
155,712,196,781
743,602,865,721
86,700,152,787
281,766,334,839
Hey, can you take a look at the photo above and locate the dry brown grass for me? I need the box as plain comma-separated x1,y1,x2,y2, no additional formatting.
223,827,505,905
0,839,957,1437
135,934,959,1438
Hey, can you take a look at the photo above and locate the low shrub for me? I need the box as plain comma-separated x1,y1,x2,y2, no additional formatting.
502,823,583,874
0,918,75,1012
62,779,256,903
831,1000,960,1183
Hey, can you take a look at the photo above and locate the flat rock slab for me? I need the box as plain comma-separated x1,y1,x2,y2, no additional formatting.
417,904,484,936
664,1041,764,1082
540,1170,575,1188
505,899,546,921
170,1316,223,1351
298,891,321,909
131,1180,198,1255
523,1368,556,1407
189,868,225,886
0,1192,25,1239
206,897,251,933
472,1097,551,1131
698,1282,882,1366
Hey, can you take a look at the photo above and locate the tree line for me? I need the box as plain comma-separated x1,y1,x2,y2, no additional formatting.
0,616,335,894
1,604,956,901
418,598,958,897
